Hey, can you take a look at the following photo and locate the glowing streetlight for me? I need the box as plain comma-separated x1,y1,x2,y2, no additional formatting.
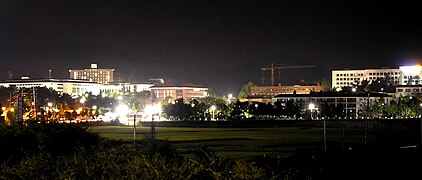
211,105,216,120
145,104,162,145
79,97,86,104
308,103,315,120
116,104,130,125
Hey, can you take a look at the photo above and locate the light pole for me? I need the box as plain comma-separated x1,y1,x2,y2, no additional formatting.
145,104,162,146
310,103,325,152
211,105,216,120
364,91,369,146
308,103,315,120
133,111,136,141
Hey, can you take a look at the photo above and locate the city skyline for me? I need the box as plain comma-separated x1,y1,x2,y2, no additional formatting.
1,0,422,95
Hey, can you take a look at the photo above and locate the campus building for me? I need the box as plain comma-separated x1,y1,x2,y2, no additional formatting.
272,92,392,118
332,68,400,89
0,78,102,96
150,84,208,101
69,64,115,84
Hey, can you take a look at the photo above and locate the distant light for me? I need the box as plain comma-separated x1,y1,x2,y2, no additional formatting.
48,102,53,107
1,107,6,111
400,65,421,74
116,104,129,117
145,104,162,115
211,105,216,111
80,97,86,104
92,105,97,110
308,103,315,110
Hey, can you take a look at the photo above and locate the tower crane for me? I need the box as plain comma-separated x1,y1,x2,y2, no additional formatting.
261,63,317,86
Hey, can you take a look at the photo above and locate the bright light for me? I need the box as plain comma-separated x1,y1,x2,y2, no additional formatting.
352,88,356,92
92,105,97,110
116,104,129,117
1,107,6,111
145,104,162,114
48,102,53,107
117,96,123,101
400,65,421,75
308,103,315,110
211,105,216,111
191,103,195,107
80,97,86,104
10,108,14,112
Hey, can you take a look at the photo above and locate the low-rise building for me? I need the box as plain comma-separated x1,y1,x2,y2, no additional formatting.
0,78,101,96
150,84,208,101
395,85,422,97
251,85,330,96
272,92,392,118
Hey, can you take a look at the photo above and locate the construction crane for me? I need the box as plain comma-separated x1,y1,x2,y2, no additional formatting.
261,63,317,86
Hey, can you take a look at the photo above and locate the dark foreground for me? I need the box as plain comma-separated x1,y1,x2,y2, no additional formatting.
1,121,422,179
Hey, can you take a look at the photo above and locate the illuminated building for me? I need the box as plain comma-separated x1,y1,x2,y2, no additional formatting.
399,65,422,85
251,85,330,96
0,78,101,96
332,68,400,89
150,84,208,101
69,63,114,84
272,92,392,118
243,84,330,104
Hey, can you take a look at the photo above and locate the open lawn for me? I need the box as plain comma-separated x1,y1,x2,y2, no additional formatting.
89,125,420,159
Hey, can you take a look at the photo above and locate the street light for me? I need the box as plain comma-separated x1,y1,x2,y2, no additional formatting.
211,105,216,120
308,103,315,120
310,103,326,152
145,104,162,145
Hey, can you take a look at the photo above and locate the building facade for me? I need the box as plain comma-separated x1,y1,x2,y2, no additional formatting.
251,85,330,96
0,79,102,96
69,64,114,84
272,92,392,118
150,85,208,101
332,68,400,89
395,85,422,97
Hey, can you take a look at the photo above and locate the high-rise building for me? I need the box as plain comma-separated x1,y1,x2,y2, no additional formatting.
69,64,114,84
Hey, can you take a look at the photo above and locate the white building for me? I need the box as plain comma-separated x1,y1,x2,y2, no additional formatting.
69,64,115,84
272,92,392,118
0,78,101,96
332,68,400,89
150,84,208,101
399,65,422,85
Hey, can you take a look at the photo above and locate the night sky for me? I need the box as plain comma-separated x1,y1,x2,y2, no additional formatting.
1,0,422,95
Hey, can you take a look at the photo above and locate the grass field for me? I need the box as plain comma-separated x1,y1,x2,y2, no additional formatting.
89,125,420,159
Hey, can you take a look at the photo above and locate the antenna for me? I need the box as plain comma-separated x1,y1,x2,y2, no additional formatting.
48,69,52,79
8,71,13,79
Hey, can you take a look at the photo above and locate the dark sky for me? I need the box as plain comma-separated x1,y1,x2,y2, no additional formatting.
1,0,422,95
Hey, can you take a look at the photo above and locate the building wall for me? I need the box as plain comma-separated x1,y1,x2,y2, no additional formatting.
251,85,330,96
151,87,208,101
272,95,392,117
0,80,101,96
332,68,400,89
69,66,115,84
399,66,422,85
395,85,422,97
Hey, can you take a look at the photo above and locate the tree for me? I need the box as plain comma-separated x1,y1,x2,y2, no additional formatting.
238,81,256,99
